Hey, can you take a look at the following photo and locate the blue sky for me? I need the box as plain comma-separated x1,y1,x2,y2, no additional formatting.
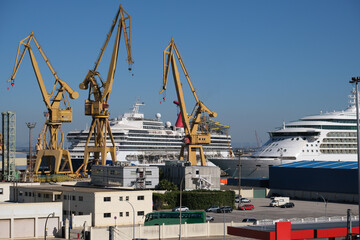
1,0,360,148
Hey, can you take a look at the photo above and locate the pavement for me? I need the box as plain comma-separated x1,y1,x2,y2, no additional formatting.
32,198,358,240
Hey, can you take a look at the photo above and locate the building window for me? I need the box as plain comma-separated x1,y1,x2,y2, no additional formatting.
137,211,144,216
119,212,123,217
64,195,67,200
72,196,76,201
0,188,3,195
79,212,83,215
79,196,83,201
25,192,28,196
119,196,123,201
38,193,41,198
104,197,111,202
104,213,111,218
19,191,23,196
45,194,50,198
145,181,152,186
145,171,152,175
137,195,144,200
56,195,61,200
126,196,129,201
126,212,129,217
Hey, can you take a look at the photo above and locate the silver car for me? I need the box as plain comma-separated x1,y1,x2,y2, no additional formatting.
172,206,189,212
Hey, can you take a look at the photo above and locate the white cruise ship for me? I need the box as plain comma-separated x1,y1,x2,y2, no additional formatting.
209,89,359,179
67,101,233,169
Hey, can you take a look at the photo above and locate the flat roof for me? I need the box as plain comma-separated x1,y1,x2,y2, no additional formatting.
273,161,358,170
15,184,151,193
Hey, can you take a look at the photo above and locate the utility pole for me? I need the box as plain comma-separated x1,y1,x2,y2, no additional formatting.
238,149,243,199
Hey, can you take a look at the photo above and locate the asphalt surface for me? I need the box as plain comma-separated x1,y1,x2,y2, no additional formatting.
205,198,358,224
34,198,359,240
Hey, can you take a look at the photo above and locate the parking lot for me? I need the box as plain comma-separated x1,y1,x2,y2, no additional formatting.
205,198,358,223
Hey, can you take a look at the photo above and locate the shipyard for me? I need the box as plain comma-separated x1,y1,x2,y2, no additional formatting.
1,1,360,240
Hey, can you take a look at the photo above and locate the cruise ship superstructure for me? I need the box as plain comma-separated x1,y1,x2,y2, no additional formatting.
209,90,359,178
67,102,233,167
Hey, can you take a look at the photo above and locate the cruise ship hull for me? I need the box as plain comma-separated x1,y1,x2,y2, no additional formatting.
209,157,287,179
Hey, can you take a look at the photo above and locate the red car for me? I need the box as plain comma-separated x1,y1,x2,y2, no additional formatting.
239,204,254,211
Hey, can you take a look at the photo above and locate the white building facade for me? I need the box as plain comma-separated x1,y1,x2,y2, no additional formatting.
10,184,153,227
0,202,62,239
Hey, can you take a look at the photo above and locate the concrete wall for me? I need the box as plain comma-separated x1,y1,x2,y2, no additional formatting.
0,202,62,239
269,189,359,203
72,213,92,228
162,164,221,190
90,221,248,240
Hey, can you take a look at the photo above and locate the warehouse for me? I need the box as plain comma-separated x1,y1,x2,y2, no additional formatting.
269,161,358,202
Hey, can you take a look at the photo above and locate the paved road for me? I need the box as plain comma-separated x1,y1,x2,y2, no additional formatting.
36,198,359,240
206,198,358,224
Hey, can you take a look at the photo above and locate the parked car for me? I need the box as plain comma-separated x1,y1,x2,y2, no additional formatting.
242,218,257,224
280,202,295,208
239,204,254,211
172,206,189,212
217,206,233,213
206,215,214,222
235,197,251,203
205,205,220,212
240,198,251,203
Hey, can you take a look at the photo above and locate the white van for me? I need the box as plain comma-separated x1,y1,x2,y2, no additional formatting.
269,197,290,207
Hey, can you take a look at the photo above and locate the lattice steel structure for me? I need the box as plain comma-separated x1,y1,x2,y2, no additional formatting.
2,111,17,181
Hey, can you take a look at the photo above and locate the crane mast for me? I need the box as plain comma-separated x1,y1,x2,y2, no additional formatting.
79,4,133,173
161,38,217,166
9,32,79,175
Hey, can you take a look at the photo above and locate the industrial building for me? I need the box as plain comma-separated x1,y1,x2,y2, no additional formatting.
162,161,221,190
0,202,62,239
9,184,153,227
91,164,159,189
268,161,358,202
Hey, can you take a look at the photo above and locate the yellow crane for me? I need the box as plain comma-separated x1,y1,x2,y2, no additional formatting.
161,38,217,166
9,32,79,174
79,4,133,173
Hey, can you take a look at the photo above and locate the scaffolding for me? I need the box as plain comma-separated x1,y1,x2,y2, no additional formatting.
1,111,17,181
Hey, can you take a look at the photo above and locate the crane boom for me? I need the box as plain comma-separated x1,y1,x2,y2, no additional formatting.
9,32,79,175
79,4,133,174
161,38,217,166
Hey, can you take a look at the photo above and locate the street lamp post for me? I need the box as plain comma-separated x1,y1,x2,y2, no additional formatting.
179,171,192,240
223,207,226,240
125,200,135,240
350,76,360,234
44,212,55,240
316,192,327,218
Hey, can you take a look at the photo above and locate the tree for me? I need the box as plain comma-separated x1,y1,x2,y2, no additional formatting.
157,179,178,191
